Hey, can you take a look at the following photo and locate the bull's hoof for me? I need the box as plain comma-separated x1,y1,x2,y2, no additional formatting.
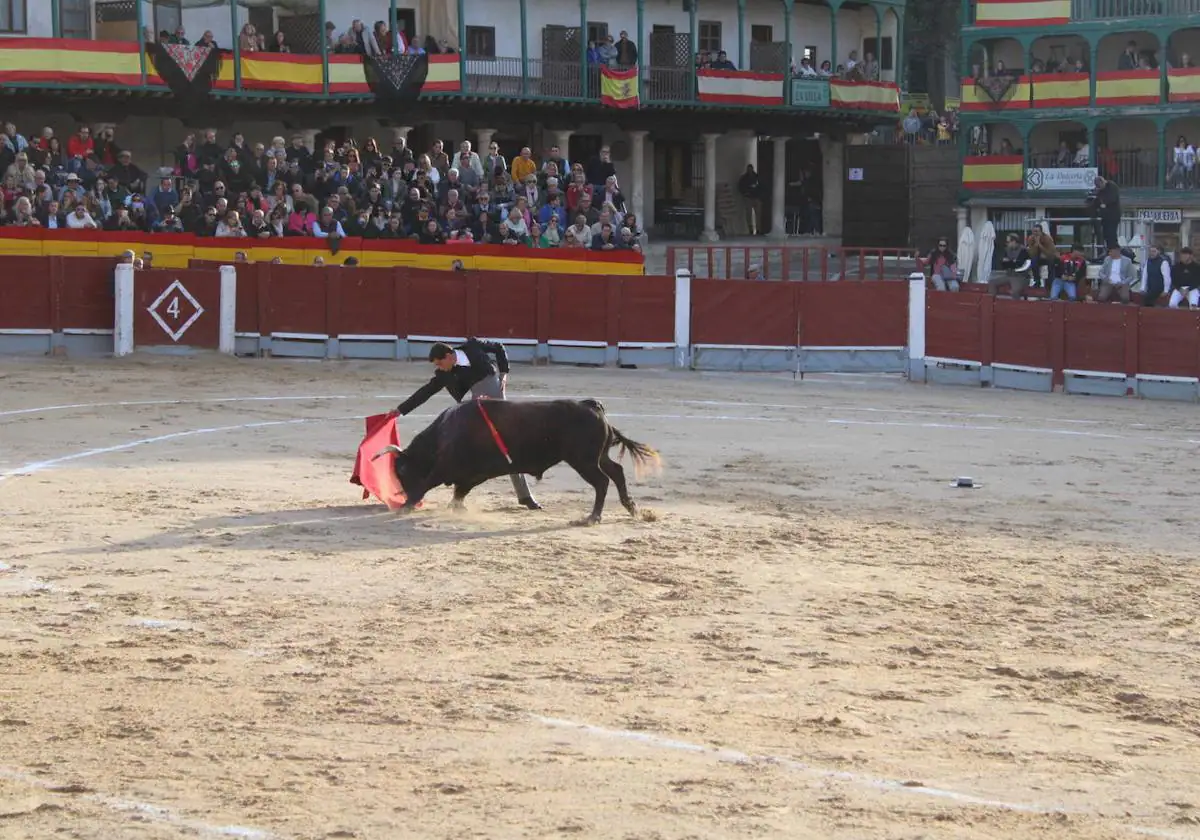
518,497,543,511
572,515,601,527
449,499,467,512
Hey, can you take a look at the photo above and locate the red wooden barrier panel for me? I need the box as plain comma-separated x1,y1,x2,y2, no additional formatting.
617,275,675,344
1,256,54,331
1064,304,1128,375
60,257,117,332
797,282,908,347
476,272,539,341
691,279,797,345
925,292,982,361
1138,309,1200,378
925,290,1200,382
991,298,1055,370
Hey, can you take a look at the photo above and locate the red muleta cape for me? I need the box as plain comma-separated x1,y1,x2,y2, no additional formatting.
349,412,411,510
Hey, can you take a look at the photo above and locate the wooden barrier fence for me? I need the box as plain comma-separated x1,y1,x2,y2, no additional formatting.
5,257,1200,401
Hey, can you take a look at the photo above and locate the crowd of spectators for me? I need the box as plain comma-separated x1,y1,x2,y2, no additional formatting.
0,121,644,253
148,19,459,59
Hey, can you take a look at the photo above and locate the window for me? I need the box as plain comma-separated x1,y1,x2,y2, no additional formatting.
60,0,89,38
698,21,721,54
465,25,496,59
587,22,608,46
862,36,894,71
750,25,772,43
0,0,27,34
804,45,818,65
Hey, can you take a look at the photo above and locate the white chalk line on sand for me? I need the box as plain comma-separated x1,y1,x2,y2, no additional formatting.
0,768,276,838
0,392,1187,436
521,713,1192,840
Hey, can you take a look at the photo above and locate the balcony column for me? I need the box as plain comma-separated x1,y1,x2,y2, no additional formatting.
767,135,790,240
700,132,720,242
475,128,496,155
628,129,648,225
819,134,844,237
782,0,794,93
737,0,747,69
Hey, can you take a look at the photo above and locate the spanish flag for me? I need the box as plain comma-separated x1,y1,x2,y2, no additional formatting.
601,64,639,108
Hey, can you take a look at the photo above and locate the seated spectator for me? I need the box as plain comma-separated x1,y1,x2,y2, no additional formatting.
1051,243,1087,302
989,233,1032,299
66,202,99,229
312,206,346,239
591,223,617,250
1170,247,1200,308
215,209,245,237
619,226,642,252
920,237,959,292
37,199,64,229
1097,243,1135,303
540,213,562,247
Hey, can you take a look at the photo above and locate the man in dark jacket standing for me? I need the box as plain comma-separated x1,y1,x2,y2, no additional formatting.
394,338,541,509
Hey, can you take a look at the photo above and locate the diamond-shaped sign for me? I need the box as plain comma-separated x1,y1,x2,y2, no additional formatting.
147,279,205,343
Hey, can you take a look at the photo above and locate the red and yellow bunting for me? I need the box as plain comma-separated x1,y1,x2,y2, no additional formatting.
0,38,462,96
1095,70,1159,106
1169,68,1200,103
829,80,900,112
963,155,1024,191
0,37,142,86
959,76,1032,111
975,0,1070,26
1031,72,1089,108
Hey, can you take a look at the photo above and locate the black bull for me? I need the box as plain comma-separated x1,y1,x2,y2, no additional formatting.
373,398,659,523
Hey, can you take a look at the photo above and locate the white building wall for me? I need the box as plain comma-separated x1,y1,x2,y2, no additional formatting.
463,0,863,69
25,1,54,36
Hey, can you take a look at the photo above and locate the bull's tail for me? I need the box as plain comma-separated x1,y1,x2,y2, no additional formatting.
606,425,661,479
371,444,403,462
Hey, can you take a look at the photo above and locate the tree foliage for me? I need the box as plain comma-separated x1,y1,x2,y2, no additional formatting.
905,0,962,61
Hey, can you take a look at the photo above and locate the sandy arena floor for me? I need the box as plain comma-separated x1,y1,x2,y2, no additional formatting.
1,357,1199,840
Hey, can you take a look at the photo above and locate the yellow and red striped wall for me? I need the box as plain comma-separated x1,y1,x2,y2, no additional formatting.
0,37,462,94
963,155,1024,191
0,229,645,275
974,0,1070,26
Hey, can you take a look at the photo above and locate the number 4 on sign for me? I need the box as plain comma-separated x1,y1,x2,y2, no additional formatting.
166,296,181,319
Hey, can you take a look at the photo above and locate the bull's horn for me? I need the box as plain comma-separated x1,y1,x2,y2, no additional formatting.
370,444,404,461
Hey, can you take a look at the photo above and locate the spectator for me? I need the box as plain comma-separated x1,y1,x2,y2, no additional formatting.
66,204,97,230
1051,244,1087,302
239,23,259,53
1170,247,1200,308
586,146,615,190
990,233,1032,298
1141,245,1171,307
510,147,537,184
919,237,959,292
710,51,736,70
270,31,291,53
1097,244,1135,303
615,31,638,67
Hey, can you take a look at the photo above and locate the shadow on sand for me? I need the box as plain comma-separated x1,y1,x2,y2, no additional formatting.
61,501,583,557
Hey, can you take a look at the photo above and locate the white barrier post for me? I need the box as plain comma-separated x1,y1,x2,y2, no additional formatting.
218,264,237,355
907,272,926,382
674,268,692,369
113,263,134,357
